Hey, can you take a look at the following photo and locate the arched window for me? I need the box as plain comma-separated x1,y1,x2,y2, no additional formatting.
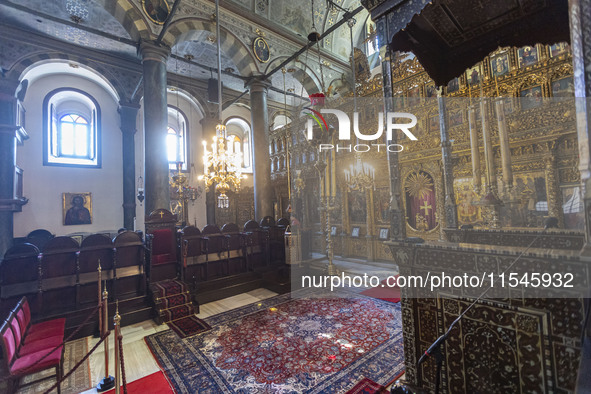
167,106,188,170
225,117,253,173
44,88,100,167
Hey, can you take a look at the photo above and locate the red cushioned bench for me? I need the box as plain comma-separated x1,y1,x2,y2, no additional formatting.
0,297,65,393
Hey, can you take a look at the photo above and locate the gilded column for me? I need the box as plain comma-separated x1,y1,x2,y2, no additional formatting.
119,102,139,230
139,41,170,216
247,77,274,221
468,106,481,192
495,98,513,191
381,46,406,240
366,187,376,261
481,99,497,193
545,156,565,228
200,114,219,225
438,89,458,229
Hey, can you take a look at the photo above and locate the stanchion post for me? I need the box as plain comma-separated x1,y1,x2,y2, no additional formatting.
97,260,102,337
96,283,115,391
114,300,121,394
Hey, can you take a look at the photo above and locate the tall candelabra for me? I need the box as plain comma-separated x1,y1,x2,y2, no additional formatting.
170,162,201,225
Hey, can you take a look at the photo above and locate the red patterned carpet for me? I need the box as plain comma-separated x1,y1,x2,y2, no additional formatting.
146,290,404,392
105,371,174,394
359,277,401,303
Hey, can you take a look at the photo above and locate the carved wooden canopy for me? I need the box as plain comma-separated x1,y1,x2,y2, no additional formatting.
369,0,570,86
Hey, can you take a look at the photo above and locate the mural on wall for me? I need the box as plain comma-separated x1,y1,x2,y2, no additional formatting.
500,174,547,228
405,171,437,231
348,190,367,224
454,179,482,225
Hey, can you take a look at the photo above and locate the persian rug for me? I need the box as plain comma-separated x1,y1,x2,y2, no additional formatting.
168,315,212,339
105,371,174,394
17,338,91,394
146,289,404,393
359,277,401,304
151,279,189,298
345,377,389,394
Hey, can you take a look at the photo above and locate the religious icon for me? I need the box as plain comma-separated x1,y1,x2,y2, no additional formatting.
446,78,459,93
551,76,574,97
253,37,270,63
490,53,509,77
520,85,543,109
518,46,539,68
351,227,360,237
378,228,389,240
449,110,463,127
63,193,92,225
466,65,481,85
405,171,437,232
550,43,569,58
455,183,481,225
425,84,437,98
142,0,170,25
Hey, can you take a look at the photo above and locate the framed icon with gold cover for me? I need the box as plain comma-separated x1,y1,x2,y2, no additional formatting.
142,0,170,25
253,36,270,63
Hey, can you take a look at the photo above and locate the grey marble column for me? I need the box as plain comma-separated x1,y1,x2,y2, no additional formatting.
119,102,139,230
438,90,458,229
200,114,218,225
0,78,26,257
247,77,273,222
139,41,170,217
381,47,406,240
568,0,591,254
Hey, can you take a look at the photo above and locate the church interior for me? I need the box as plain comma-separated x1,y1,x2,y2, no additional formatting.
1,0,591,392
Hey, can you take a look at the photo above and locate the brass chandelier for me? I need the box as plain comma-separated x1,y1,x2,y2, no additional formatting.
198,0,245,208
199,124,245,208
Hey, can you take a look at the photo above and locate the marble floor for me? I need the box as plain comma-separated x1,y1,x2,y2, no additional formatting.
77,288,278,393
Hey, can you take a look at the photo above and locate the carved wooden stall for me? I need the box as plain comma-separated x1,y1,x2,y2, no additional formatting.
387,230,589,393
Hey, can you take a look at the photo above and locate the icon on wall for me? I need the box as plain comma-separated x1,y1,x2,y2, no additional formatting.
253,36,270,63
63,192,92,225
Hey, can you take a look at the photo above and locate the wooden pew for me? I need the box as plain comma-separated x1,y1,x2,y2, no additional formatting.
0,244,40,318
243,220,269,268
39,237,79,317
221,223,247,274
180,226,206,283
113,231,146,300
202,225,229,278
78,234,113,308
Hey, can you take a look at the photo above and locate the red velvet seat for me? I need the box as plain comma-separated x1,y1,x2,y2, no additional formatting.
151,229,176,265
0,318,63,393
14,297,65,342
8,314,62,356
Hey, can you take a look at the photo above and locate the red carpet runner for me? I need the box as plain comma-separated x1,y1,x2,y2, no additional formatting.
150,279,210,338
345,377,389,394
359,277,401,303
105,371,174,394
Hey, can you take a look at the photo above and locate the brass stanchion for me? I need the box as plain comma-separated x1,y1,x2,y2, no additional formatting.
114,301,121,394
97,261,102,338
97,283,114,391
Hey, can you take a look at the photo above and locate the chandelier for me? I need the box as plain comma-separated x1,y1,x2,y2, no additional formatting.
344,154,375,191
199,124,245,208
198,0,245,209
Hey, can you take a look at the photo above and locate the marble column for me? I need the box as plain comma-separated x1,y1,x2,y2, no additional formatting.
247,77,273,222
0,78,26,257
381,47,406,240
438,89,458,229
200,114,218,225
139,41,170,217
119,102,139,230
568,0,591,255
